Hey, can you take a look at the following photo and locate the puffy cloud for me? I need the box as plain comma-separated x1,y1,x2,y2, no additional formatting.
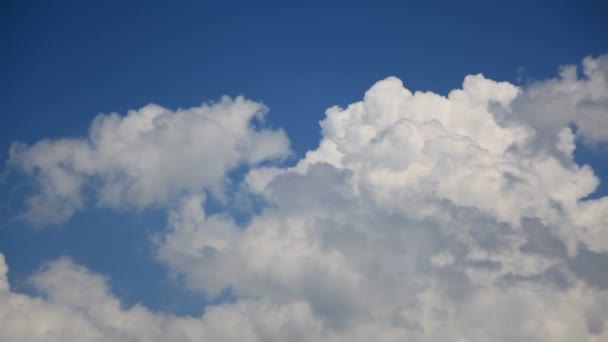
4,251,605,342
512,54,608,145
4,54,608,341
158,54,608,340
8,97,290,225
0,253,323,342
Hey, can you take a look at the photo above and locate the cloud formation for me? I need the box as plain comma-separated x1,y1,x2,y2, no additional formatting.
4,54,608,341
160,54,608,340
0,253,322,341
8,97,290,225
513,54,608,145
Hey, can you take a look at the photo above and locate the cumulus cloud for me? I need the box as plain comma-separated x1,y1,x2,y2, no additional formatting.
0,253,323,342
8,97,290,225
158,54,608,340
512,54,608,145
4,54,608,341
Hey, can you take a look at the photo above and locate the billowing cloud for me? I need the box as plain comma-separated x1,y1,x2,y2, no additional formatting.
159,55,608,340
8,97,290,225
4,54,608,341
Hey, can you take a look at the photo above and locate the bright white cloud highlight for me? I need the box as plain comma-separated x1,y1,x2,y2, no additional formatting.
4,54,608,341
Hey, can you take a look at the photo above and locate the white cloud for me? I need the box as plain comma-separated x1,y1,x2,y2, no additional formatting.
0,253,324,342
8,97,290,225
4,54,608,341
4,250,606,342
512,54,608,145
159,54,608,340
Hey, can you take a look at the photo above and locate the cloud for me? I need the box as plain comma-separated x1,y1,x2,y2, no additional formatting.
0,253,324,342
4,54,608,341
4,251,604,342
158,55,608,340
512,54,608,145
8,97,290,225
0,254,9,292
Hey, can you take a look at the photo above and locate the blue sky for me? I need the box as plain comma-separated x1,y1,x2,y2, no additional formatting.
2,1,608,341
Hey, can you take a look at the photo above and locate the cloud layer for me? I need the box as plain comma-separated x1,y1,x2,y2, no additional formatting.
3,54,608,341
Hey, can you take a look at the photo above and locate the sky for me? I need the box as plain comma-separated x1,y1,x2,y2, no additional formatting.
1,1,608,341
